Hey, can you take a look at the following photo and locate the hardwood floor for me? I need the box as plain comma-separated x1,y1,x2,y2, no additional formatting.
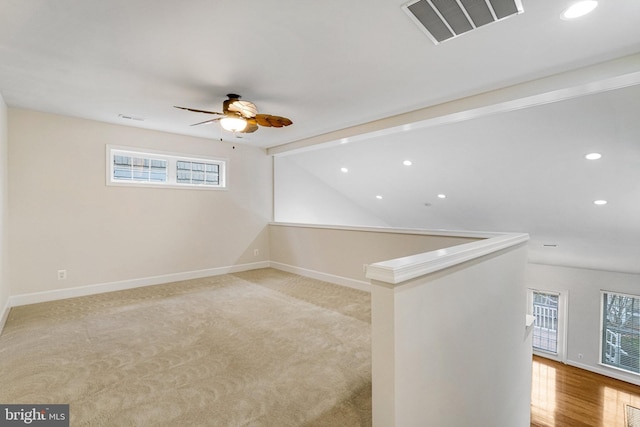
531,356,640,427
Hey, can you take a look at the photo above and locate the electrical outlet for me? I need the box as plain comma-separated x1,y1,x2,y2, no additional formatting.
578,353,583,359
57,270,67,280
254,249,260,257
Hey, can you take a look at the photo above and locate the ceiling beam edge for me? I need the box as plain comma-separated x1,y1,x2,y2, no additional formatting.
267,53,640,157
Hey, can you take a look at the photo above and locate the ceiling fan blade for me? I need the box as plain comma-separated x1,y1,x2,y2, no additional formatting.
190,118,221,126
176,96,292,133
255,114,293,128
227,100,258,118
174,106,224,115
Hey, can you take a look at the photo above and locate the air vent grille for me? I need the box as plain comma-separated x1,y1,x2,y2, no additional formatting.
403,0,523,44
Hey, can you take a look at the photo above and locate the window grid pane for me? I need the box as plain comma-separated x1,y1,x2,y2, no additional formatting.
113,155,167,183
176,160,219,186
602,292,640,374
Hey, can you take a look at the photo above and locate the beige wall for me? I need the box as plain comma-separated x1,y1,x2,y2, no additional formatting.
8,109,272,295
0,94,8,318
269,223,480,282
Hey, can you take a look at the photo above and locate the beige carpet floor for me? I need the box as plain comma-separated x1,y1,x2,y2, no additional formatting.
0,268,372,426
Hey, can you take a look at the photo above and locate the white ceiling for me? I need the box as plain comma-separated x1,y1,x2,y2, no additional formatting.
1,0,640,273
1,0,639,147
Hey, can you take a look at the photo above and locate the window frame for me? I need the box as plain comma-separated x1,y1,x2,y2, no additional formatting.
600,290,640,376
106,145,227,190
527,288,568,363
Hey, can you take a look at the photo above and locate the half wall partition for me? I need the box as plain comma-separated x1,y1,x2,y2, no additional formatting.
269,223,532,427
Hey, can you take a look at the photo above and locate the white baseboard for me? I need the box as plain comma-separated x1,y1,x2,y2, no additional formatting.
533,350,564,363
566,359,640,387
8,261,270,308
1,260,365,336
269,261,371,293
0,297,10,334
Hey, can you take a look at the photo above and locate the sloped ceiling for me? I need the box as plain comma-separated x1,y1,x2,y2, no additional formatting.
279,83,640,274
1,0,639,273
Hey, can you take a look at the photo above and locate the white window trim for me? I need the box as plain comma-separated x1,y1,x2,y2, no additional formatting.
527,288,568,363
106,145,227,190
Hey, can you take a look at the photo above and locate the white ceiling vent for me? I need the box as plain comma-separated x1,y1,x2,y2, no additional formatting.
403,0,524,44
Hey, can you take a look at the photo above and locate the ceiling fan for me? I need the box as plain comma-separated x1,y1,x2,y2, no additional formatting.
174,94,293,133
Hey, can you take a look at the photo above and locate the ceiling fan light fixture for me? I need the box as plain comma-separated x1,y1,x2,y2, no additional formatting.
220,116,247,132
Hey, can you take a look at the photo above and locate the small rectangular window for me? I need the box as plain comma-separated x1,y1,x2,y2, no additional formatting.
601,291,640,375
107,146,226,189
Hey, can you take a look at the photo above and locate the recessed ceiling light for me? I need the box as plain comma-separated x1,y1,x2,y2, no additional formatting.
585,152,602,160
593,200,608,205
340,167,349,173
437,194,447,199
376,195,383,200
562,1,598,20
403,160,413,166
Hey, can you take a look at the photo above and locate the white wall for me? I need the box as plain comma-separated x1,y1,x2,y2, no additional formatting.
372,243,532,427
8,109,272,297
274,156,388,226
0,94,8,327
525,263,640,385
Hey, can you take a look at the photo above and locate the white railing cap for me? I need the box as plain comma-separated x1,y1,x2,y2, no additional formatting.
366,232,529,285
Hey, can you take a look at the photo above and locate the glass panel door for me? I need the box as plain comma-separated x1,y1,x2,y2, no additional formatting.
532,291,559,354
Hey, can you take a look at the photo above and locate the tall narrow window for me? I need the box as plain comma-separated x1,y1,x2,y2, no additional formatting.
532,291,559,354
601,291,640,374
